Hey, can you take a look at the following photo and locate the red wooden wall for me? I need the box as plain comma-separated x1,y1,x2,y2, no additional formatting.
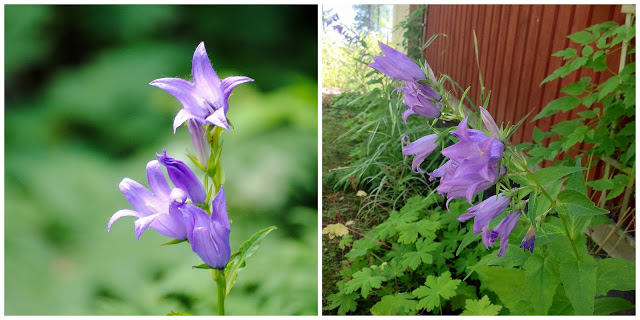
423,5,627,146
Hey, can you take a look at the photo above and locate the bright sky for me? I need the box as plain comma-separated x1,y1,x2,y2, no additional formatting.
324,4,356,28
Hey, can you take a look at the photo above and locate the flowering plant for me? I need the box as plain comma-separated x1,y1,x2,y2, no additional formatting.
108,42,276,315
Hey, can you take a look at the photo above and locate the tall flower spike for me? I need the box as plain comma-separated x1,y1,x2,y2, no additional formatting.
180,186,231,269
150,42,253,132
109,160,189,240
157,149,206,204
458,194,511,234
401,133,439,173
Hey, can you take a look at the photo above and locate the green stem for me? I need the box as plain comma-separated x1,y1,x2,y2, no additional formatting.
211,268,226,315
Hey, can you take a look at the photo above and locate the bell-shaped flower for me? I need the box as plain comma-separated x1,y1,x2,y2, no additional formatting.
157,149,206,205
369,41,425,81
179,186,231,269
429,118,505,206
109,160,192,240
458,194,511,234
187,119,211,168
150,42,253,132
401,133,439,173
519,226,537,253
486,210,522,257
396,81,442,121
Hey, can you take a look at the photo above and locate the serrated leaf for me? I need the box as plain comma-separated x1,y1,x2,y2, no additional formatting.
581,44,594,56
587,178,614,191
412,271,461,312
565,159,586,194
568,30,595,44
559,254,597,315
344,267,386,298
595,258,636,296
531,165,584,186
324,289,358,315
581,92,598,107
370,293,417,315
561,80,587,96
401,238,437,270
556,189,608,216
475,266,532,314
594,297,635,315
606,174,629,200
577,109,598,119
525,252,561,314
450,282,477,311
322,223,349,239
598,76,620,100
532,96,581,121
592,54,607,71
562,125,589,151
552,48,577,59
338,233,353,249
532,127,545,143
224,226,276,295
345,235,381,261
461,295,502,316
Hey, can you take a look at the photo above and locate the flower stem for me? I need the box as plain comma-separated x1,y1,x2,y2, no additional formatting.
211,268,226,315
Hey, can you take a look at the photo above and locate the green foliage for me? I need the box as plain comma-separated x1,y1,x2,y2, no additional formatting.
412,271,461,312
460,295,502,316
370,293,417,315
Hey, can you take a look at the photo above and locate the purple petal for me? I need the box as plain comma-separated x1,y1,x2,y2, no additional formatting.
211,186,230,231
401,107,415,123
146,160,171,199
173,109,194,133
192,42,222,104
134,213,162,240
179,202,210,243
108,209,142,232
187,119,210,167
157,150,206,204
150,78,207,118
190,227,230,269
119,178,155,216
481,225,494,248
205,107,230,131
376,41,425,81
220,76,253,113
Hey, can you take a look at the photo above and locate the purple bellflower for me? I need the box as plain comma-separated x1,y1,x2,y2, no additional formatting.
150,42,253,132
369,41,442,121
485,210,522,257
109,154,205,240
457,194,511,234
479,107,500,138
157,149,206,205
179,187,231,269
429,118,505,207
520,226,537,253
401,133,439,173
187,119,210,168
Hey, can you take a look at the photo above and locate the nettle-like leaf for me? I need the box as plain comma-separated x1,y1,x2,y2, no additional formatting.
370,292,417,315
559,254,597,315
594,297,635,315
344,266,387,298
345,233,381,261
556,189,608,217
524,251,561,315
475,266,532,314
595,257,636,296
532,96,581,121
460,295,503,316
412,271,461,312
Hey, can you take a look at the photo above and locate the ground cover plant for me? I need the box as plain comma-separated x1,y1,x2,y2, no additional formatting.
323,16,635,315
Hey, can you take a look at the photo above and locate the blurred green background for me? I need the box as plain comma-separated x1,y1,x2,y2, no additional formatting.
5,5,318,315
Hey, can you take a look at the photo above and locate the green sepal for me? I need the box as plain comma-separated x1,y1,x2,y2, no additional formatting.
160,239,188,246
192,263,214,270
185,150,206,172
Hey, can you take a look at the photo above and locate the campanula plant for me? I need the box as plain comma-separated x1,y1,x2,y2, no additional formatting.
108,42,276,316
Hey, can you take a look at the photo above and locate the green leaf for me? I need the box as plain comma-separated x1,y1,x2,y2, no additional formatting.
593,297,635,315
401,238,437,270
224,225,277,295
581,92,599,107
559,254,597,315
552,48,577,59
562,125,589,151
526,188,538,226
532,96,581,121
598,76,619,100
412,271,461,312
585,21,616,33
475,266,532,314
344,267,386,298
591,54,607,72
456,230,481,256
345,234,381,261
322,222,349,239
532,165,584,186
324,289,358,315
561,81,587,96
160,238,188,246
338,233,353,249
450,282,477,311
606,174,630,200
461,295,502,316
192,263,214,270
565,159,587,194
370,293,417,315
577,108,599,119
397,215,440,244
525,252,561,314
587,178,614,191
568,30,595,44
532,127,545,143
595,258,636,296
556,189,608,216
581,44,594,56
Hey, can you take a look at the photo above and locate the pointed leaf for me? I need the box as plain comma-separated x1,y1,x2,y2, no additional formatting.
224,226,276,295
